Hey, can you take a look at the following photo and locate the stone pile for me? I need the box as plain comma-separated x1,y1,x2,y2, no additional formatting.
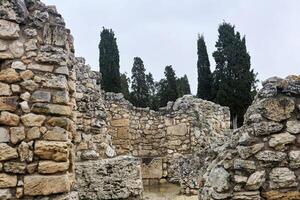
200,76,300,200
0,0,77,199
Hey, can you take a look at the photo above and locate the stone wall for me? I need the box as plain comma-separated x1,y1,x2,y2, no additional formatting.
0,0,77,199
200,76,300,200
105,92,231,193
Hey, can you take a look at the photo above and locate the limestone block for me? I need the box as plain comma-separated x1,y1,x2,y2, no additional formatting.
3,162,26,174
245,170,266,190
31,103,71,116
0,127,10,143
269,167,297,189
286,120,300,134
260,97,294,122
167,123,188,136
0,19,20,39
26,127,41,140
43,126,68,141
111,119,130,127
11,61,26,70
0,96,18,111
28,63,54,72
53,90,69,104
38,161,69,174
253,121,283,136
0,173,17,188
10,126,25,144
255,150,286,162
24,174,70,196
21,113,46,127
0,68,20,83
208,167,230,193
237,143,264,159
269,132,296,150
18,141,33,162
232,191,261,200
20,80,38,91
0,143,18,161
289,150,300,169
233,159,256,171
9,40,24,58
34,141,69,161
20,70,34,80
262,191,300,200
0,82,12,96
0,189,12,199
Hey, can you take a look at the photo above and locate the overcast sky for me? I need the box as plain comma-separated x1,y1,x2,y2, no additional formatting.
43,0,299,94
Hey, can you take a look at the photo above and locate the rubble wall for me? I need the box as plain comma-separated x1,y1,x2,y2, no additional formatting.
200,76,300,200
105,93,231,194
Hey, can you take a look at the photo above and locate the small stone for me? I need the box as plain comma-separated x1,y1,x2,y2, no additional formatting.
11,61,26,70
24,29,37,37
105,145,116,158
47,117,73,131
245,171,266,190
255,150,286,162
10,126,25,144
20,92,30,101
0,68,20,83
20,70,34,80
0,127,9,143
9,41,24,58
24,39,38,51
26,127,41,140
21,113,46,127
27,63,54,72
253,122,283,136
0,40,7,51
0,19,20,39
18,142,33,162
0,173,17,188
27,163,38,174
0,143,18,161
237,143,264,159
43,127,68,141
38,161,69,174
233,159,256,171
286,120,300,134
234,175,248,184
16,187,23,198
31,103,71,116
0,82,12,96
20,80,38,91
269,167,297,189
233,191,261,200
24,174,70,196
208,167,230,193
20,101,30,113
0,111,20,126
34,141,69,161
0,96,18,111
3,162,26,174
289,150,300,169
43,75,68,89
11,84,20,93
269,132,296,150
81,150,99,160
31,91,51,102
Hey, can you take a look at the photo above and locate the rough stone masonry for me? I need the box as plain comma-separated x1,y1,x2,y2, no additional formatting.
1,0,300,200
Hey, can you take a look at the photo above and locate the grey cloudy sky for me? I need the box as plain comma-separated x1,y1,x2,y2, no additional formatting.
43,0,300,94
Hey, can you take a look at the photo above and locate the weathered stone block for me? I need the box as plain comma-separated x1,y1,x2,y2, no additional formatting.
255,150,286,162
34,141,69,161
43,126,68,141
31,103,71,116
0,189,12,199
269,167,297,189
26,127,41,140
245,170,266,190
0,68,20,83
111,119,130,127
237,143,264,159
38,161,69,174
0,143,18,161
233,159,256,171
11,61,26,70
18,141,33,162
10,126,25,144
142,157,163,179
0,96,18,111
0,82,12,96
21,113,46,127
289,150,300,169
269,132,296,150
0,19,20,39
0,127,9,143
286,120,300,134
24,174,70,196
167,123,188,136
3,162,26,174
28,63,54,72
0,173,17,188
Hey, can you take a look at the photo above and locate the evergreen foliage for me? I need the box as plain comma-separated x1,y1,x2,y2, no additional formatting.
146,73,160,110
120,73,130,100
130,57,149,107
177,75,191,97
197,35,213,100
212,22,257,127
164,65,178,103
99,28,121,92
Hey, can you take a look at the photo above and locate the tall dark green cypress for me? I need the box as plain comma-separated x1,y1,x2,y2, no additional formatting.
164,65,178,103
146,73,159,110
212,22,256,127
99,28,121,92
177,75,191,97
157,79,168,107
197,34,212,100
130,57,149,107
120,73,130,100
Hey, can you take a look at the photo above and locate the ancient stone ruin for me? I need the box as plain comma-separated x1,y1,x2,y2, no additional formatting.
0,0,299,200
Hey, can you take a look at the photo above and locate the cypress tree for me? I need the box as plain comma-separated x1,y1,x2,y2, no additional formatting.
157,79,168,107
99,28,121,92
146,73,159,110
120,73,130,100
164,65,178,103
177,75,191,97
130,57,149,107
197,35,212,100
212,22,256,128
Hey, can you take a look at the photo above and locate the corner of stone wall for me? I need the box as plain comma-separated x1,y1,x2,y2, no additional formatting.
199,76,300,200
0,0,77,199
